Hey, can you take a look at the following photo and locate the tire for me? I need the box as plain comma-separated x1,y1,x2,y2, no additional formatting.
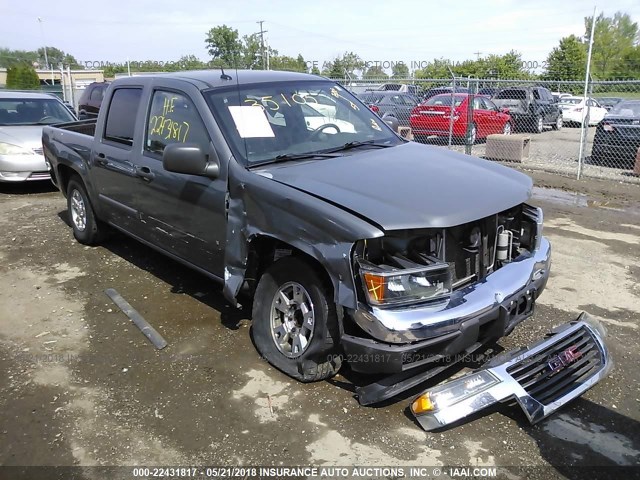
552,115,563,131
66,176,105,245
252,256,342,382
502,122,512,135
532,115,544,134
469,123,477,144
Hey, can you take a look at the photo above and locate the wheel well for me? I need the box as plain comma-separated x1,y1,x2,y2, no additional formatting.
57,165,80,197
245,236,334,297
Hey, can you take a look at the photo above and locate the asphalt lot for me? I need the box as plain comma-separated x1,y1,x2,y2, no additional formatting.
0,172,639,480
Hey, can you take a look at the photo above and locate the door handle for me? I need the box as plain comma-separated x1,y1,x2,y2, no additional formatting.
135,166,155,182
95,152,108,166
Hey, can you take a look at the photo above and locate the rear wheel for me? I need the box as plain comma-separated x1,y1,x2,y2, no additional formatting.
469,123,477,144
67,176,105,245
532,115,544,134
252,256,342,382
552,115,563,130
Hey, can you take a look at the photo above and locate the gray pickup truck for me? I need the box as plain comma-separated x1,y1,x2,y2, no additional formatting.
42,70,553,403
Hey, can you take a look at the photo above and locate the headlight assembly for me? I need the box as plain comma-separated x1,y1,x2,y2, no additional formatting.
411,370,500,415
359,262,452,306
0,142,32,155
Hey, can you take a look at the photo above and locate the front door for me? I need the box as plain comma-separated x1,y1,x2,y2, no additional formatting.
133,89,227,277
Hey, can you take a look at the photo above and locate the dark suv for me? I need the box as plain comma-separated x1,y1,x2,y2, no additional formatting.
77,82,110,119
492,86,562,133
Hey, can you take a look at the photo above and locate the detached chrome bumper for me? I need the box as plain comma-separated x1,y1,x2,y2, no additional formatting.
411,313,612,431
354,236,551,343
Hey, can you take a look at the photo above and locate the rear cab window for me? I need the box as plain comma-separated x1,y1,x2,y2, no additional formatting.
103,88,143,147
495,90,527,100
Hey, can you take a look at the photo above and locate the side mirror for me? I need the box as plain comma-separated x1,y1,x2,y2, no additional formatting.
162,143,219,178
500,107,510,114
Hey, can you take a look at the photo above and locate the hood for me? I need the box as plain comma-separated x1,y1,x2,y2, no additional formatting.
257,142,532,231
0,125,45,150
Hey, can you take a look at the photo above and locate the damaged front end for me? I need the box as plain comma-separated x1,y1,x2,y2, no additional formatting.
342,202,550,383
410,313,612,431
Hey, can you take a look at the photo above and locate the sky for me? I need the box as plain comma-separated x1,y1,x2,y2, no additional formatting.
1,0,639,73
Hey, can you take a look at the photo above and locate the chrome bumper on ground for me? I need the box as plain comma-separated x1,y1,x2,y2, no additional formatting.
354,237,551,343
411,313,612,431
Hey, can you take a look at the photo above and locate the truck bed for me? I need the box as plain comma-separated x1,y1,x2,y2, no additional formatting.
50,119,97,137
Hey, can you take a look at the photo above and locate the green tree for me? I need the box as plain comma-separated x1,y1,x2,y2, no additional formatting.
242,34,263,69
363,65,388,79
37,47,82,69
270,53,306,72
0,48,38,68
391,62,409,79
585,12,639,78
310,65,321,75
616,45,640,78
174,54,207,71
543,35,587,80
205,25,243,67
6,64,40,89
414,58,454,79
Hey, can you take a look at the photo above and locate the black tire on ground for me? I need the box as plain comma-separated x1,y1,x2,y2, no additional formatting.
552,115,563,130
66,176,105,245
252,256,342,382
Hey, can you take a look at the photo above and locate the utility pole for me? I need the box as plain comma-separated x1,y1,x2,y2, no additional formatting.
473,51,482,60
256,20,267,70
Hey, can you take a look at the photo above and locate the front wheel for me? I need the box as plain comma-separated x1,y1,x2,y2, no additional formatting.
67,176,105,245
502,122,512,135
252,256,342,382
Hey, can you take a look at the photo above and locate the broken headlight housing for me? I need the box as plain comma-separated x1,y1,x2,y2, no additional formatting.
359,262,452,307
411,370,500,415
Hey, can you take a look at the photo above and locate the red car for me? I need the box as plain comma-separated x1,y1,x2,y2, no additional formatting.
410,94,512,143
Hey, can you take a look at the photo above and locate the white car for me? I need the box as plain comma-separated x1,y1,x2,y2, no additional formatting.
558,96,608,126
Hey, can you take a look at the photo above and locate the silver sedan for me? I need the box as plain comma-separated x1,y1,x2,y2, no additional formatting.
0,92,76,182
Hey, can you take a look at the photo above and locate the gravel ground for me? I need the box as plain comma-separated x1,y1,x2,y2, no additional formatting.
419,126,640,185
0,172,638,480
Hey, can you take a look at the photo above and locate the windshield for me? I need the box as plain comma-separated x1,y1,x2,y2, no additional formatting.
0,98,76,126
205,81,400,165
424,95,465,107
610,101,640,117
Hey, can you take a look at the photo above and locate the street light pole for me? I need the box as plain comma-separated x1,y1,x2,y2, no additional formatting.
37,17,49,69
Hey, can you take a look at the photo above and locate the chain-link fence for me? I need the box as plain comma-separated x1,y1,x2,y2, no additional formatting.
337,77,640,184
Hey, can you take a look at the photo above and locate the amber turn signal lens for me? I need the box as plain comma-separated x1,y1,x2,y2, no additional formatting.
363,272,385,302
411,394,434,414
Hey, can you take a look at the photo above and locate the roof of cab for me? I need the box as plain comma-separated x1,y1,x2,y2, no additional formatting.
111,69,326,90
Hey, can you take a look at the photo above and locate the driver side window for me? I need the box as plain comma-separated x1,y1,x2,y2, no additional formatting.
145,91,210,155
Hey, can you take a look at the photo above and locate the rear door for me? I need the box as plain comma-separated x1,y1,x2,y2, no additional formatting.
133,87,227,276
90,87,145,234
